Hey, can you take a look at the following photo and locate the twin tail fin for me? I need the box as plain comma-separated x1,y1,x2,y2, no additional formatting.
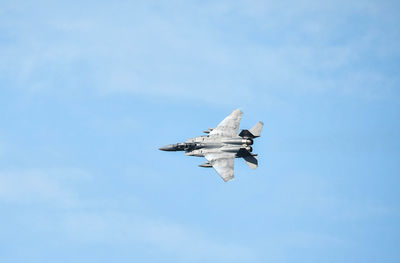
239,121,263,169
239,121,264,138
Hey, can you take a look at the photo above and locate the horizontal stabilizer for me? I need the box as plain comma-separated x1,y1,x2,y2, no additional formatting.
239,129,253,138
243,155,258,169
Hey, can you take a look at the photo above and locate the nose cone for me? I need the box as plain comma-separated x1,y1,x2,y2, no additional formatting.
159,144,176,151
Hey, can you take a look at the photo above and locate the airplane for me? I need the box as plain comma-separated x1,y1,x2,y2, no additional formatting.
159,109,263,182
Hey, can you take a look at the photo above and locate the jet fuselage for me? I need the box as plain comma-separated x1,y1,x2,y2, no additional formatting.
159,135,253,158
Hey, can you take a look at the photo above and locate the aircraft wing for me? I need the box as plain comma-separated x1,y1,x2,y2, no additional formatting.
209,109,242,137
205,153,235,182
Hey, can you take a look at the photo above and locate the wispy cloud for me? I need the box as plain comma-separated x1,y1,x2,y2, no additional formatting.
0,167,255,262
1,0,399,104
0,168,87,206
60,211,255,262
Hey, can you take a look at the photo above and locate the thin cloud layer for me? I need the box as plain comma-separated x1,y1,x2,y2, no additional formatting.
1,1,399,262
0,167,255,262
1,0,399,104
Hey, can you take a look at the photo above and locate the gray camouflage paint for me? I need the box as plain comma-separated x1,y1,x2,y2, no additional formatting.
159,109,263,182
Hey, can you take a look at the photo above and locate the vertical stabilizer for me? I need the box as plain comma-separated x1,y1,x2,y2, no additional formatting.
250,121,264,138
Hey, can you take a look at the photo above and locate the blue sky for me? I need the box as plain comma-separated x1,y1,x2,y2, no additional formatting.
1,0,399,262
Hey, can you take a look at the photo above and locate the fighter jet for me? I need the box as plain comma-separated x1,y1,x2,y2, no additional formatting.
159,109,263,182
